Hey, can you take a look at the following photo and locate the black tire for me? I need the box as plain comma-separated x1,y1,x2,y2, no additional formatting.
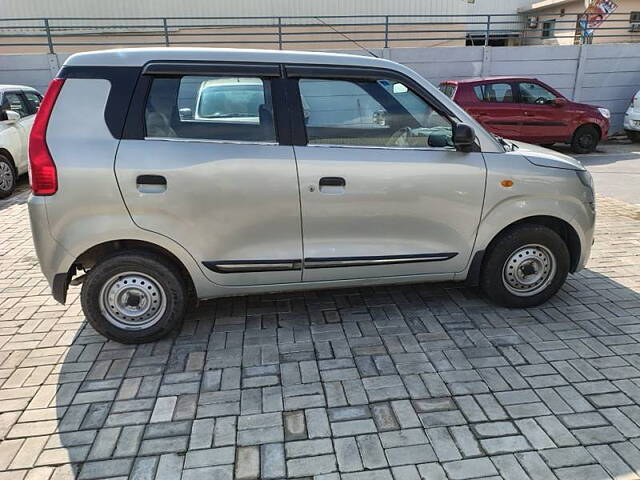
480,224,570,308
626,130,640,143
81,251,187,343
0,155,16,199
571,125,599,154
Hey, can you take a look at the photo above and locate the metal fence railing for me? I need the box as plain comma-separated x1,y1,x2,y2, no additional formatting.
0,13,638,54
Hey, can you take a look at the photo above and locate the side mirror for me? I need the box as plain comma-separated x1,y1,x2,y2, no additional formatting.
2,110,20,124
551,98,568,107
453,123,476,151
178,107,193,120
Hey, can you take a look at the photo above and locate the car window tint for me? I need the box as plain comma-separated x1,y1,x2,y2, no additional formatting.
473,83,514,103
3,92,29,118
23,91,43,114
299,78,453,149
145,76,276,143
519,82,557,105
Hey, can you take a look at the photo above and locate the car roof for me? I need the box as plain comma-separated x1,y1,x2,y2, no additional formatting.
63,47,399,70
441,77,538,85
0,84,38,92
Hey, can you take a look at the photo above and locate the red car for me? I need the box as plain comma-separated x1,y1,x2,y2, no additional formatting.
439,77,610,153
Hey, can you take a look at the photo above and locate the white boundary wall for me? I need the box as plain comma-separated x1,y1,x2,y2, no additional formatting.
0,43,638,133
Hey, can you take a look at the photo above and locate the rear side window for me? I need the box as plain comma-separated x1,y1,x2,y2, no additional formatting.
144,76,276,143
473,83,514,103
439,84,456,98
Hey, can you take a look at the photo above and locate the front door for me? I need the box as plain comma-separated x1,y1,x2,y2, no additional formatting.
115,65,303,286
517,81,569,143
288,72,486,282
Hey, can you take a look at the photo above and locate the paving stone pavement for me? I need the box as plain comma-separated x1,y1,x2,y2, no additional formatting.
1,182,640,479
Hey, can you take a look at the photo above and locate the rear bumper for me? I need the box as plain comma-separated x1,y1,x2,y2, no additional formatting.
28,195,75,303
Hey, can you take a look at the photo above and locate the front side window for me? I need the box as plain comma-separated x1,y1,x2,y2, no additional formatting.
2,92,29,118
518,82,557,105
473,83,515,103
23,91,43,114
298,78,453,149
145,75,276,143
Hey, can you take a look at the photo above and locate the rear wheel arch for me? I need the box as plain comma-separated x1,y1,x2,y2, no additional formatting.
69,239,197,306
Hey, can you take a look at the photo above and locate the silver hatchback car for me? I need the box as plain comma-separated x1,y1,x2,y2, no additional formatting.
28,48,595,343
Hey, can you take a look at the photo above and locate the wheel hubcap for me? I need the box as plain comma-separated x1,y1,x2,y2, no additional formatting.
502,244,556,297
0,163,13,192
98,272,167,330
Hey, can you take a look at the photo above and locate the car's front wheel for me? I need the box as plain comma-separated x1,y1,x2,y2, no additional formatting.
571,125,599,154
480,224,570,308
0,155,16,199
81,251,187,343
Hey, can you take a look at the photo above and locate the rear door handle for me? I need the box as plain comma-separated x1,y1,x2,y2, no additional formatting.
137,175,166,185
319,177,346,187
136,175,166,193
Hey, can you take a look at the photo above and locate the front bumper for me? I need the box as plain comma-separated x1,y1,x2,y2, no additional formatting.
624,109,640,132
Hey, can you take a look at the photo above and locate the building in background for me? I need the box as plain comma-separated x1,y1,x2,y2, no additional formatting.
519,0,640,44
0,0,637,53
0,0,534,54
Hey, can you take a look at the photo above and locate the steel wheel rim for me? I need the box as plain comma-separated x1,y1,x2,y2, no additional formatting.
98,272,167,330
502,244,557,297
0,163,13,192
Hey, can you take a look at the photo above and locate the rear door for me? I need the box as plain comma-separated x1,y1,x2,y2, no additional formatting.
465,82,522,140
516,81,569,143
115,63,303,286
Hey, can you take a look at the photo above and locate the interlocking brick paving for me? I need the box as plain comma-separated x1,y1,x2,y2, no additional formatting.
1,182,640,479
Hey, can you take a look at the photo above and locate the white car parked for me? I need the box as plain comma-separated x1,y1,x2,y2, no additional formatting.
0,85,43,198
624,89,640,142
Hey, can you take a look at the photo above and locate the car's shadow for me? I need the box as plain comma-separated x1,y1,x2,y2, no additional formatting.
33,268,640,478
0,176,29,212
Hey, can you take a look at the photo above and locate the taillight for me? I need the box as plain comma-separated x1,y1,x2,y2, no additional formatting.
29,78,64,195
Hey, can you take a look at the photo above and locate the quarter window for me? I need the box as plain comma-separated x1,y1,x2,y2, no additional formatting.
518,82,557,104
298,78,453,149
473,83,514,103
144,76,276,143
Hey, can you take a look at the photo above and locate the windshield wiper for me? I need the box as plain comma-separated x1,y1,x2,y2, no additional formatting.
493,134,518,152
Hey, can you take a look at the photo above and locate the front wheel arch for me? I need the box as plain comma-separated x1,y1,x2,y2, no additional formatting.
468,215,581,286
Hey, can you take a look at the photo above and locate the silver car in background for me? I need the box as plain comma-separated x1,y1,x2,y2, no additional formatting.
28,48,595,343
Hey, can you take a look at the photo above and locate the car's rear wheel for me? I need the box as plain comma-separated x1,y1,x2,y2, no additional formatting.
480,224,570,308
626,130,640,143
0,155,16,199
571,125,599,154
81,251,187,343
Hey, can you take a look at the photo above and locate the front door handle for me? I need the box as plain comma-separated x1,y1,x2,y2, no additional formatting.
319,177,346,187
318,176,346,195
